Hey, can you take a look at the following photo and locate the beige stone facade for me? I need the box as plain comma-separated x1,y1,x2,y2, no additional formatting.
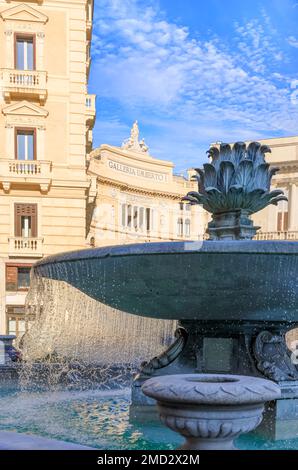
0,0,95,336
87,122,206,247
252,136,298,239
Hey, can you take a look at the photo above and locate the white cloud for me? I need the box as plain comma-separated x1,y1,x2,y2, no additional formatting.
288,36,298,48
90,0,298,168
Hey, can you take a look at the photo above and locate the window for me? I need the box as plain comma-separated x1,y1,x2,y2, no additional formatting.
15,129,36,160
127,205,132,228
121,204,126,226
133,206,138,231
121,204,152,232
17,267,31,289
6,265,32,291
277,212,288,232
277,195,288,232
185,219,191,237
15,203,37,238
15,35,35,70
179,202,184,211
6,306,34,339
146,208,151,231
185,204,191,211
178,218,183,236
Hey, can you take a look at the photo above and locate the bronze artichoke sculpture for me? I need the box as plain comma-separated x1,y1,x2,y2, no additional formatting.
183,142,287,240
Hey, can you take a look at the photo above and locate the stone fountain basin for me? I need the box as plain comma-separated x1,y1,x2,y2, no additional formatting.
33,240,298,322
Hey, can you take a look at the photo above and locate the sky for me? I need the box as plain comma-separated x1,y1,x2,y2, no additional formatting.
89,0,298,173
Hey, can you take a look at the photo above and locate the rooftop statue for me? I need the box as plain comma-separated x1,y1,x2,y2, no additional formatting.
183,141,287,240
122,121,149,154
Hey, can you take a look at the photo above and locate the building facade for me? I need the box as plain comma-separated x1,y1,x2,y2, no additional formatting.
252,136,298,239
0,0,95,335
87,122,206,247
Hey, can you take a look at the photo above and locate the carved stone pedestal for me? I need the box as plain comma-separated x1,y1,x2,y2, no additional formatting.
142,374,280,450
131,319,298,439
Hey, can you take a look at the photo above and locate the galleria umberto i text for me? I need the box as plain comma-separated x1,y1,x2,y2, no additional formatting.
0,1,297,338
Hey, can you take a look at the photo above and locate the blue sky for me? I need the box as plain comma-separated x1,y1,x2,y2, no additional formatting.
89,0,298,172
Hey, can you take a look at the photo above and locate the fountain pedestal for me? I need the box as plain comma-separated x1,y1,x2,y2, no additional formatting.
177,320,298,381
177,319,298,438
142,374,280,450
131,319,298,438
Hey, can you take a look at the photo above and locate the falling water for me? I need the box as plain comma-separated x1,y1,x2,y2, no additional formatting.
18,273,176,390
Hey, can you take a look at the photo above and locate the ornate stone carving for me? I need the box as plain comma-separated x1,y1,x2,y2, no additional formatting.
253,330,298,381
142,374,280,450
135,327,188,379
2,182,11,193
183,142,287,240
122,121,149,154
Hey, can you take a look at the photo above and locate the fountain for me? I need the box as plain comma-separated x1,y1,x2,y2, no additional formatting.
32,142,298,442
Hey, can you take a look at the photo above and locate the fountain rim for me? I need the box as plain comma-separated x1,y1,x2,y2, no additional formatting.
34,240,298,269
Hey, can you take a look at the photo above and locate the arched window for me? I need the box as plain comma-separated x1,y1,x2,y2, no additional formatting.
185,219,190,237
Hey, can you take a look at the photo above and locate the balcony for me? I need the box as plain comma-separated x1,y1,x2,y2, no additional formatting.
254,231,298,241
86,94,96,125
0,159,52,192
8,237,44,258
2,69,47,103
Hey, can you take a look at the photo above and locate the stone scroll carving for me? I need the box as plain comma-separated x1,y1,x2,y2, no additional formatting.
135,327,188,379
253,330,298,381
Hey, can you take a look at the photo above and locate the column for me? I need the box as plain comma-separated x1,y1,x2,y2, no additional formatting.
4,30,13,69
289,183,298,231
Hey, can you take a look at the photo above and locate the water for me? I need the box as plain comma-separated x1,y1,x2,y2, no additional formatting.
0,388,179,449
0,387,298,450
4,267,297,450
19,275,176,389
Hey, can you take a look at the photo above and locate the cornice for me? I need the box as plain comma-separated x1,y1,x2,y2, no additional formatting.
98,144,174,169
93,174,189,201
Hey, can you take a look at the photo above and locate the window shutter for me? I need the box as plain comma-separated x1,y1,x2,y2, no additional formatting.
14,203,38,237
15,204,21,236
6,266,18,291
31,209,37,237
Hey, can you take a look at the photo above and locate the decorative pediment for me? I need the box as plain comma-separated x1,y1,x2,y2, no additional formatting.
0,3,48,24
2,101,48,117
